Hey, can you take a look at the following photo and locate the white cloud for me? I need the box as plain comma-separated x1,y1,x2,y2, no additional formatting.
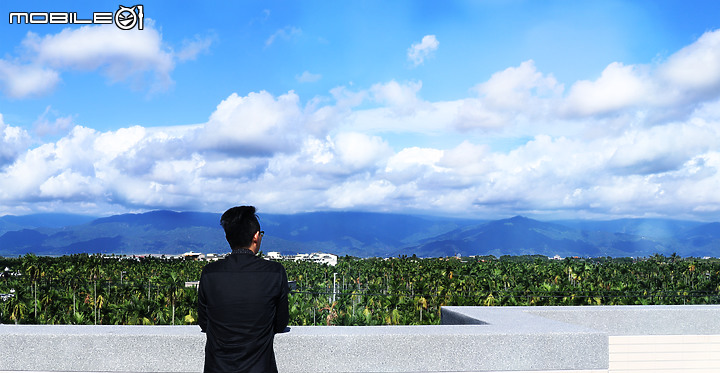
300,137,334,165
0,115,32,166
333,132,393,170
94,126,148,159
1,88,720,218
25,24,174,91
33,106,76,137
330,85,366,107
0,22,211,98
564,62,650,116
370,80,425,115
150,154,206,184
607,122,719,174
324,179,396,209
439,141,490,175
452,60,563,131
385,147,444,173
199,91,305,155
0,126,98,201
0,60,60,98
296,71,322,83
176,34,215,62
474,60,562,111
3,28,720,219
453,98,511,131
39,170,101,199
344,100,461,135
407,35,439,66
561,29,720,119
659,29,720,94
265,26,301,47
674,152,720,210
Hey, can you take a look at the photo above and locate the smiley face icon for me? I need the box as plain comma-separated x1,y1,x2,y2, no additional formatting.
115,5,143,30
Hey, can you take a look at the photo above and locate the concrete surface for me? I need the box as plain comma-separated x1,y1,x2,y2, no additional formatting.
1,305,718,372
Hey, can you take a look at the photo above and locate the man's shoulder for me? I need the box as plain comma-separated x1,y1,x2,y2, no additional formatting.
202,254,286,273
201,258,224,271
252,256,287,273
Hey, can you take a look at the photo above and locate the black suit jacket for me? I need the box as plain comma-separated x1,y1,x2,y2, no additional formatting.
198,251,289,373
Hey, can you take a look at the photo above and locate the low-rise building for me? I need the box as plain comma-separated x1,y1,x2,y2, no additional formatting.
265,252,338,266
181,251,203,260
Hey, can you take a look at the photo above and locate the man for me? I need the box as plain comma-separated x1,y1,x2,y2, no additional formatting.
198,206,289,372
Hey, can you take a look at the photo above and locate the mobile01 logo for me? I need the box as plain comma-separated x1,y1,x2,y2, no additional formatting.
9,5,144,30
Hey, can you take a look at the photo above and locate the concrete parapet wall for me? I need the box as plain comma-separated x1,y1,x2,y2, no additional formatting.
275,324,605,372
442,304,720,335
0,325,204,372
1,305,718,372
0,323,605,372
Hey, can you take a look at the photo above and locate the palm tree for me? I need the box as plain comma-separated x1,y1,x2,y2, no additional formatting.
163,270,185,325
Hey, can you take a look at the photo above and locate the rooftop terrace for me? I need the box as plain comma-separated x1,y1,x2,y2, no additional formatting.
1,305,719,372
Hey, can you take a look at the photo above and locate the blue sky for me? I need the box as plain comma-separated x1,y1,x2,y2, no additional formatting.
1,1,720,220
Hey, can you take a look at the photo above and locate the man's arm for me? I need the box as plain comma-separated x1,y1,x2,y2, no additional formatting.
274,267,290,333
197,272,208,333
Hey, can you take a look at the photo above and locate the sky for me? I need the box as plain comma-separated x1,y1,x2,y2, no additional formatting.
1,1,720,221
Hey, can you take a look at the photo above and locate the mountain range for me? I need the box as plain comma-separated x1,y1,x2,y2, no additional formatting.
0,210,718,258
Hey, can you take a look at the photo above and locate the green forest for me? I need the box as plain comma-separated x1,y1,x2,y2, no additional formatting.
1,253,719,326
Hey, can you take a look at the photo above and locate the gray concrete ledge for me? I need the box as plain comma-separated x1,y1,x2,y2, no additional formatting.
0,325,204,373
1,305,718,372
0,323,605,372
276,324,605,372
442,304,720,335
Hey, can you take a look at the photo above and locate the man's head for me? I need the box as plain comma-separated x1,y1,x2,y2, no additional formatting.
220,206,263,253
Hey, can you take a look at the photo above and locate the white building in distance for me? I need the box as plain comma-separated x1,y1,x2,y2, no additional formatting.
266,252,338,266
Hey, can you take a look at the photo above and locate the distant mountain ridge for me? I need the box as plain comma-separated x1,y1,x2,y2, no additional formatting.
0,211,718,258
404,216,709,258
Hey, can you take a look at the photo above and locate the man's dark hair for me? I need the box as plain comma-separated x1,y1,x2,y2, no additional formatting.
220,206,261,250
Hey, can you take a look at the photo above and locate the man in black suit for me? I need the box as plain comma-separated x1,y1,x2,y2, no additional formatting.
198,206,289,372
